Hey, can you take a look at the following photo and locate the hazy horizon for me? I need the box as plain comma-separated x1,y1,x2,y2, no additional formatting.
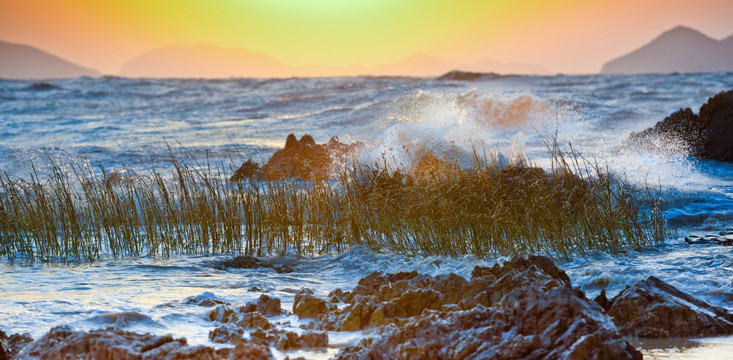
2,0,733,77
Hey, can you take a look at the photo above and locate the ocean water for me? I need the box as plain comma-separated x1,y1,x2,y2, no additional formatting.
1,73,733,358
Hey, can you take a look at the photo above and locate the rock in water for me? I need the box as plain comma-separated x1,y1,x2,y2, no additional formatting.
602,275,733,338
231,134,361,181
296,255,642,359
13,326,271,360
628,89,733,162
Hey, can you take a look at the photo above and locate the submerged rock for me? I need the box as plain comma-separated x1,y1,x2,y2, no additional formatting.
601,275,733,338
13,325,271,360
212,255,295,274
628,89,733,162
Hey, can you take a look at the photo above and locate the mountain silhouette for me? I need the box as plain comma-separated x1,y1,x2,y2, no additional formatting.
0,41,100,79
120,43,291,78
120,44,550,78
602,26,733,74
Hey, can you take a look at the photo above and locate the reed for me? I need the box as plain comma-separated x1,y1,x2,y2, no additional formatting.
0,141,667,262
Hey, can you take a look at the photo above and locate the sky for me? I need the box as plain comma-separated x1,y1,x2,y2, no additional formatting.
2,0,733,76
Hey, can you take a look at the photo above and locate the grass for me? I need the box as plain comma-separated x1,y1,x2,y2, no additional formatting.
0,141,666,262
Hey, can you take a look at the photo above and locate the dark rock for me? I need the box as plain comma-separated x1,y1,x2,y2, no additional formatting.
229,159,263,182
235,312,273,330
337,287,640,360
209,325,244,344
606,276,733,337
227,342,273,360
437,70,504,81
608,276,733,338
233,134,361,182
12,325,271,360
207,304,238,323
254,294,281,316
628,89,733,162
213,255,294,274
296,256,641,360
293,289,333,319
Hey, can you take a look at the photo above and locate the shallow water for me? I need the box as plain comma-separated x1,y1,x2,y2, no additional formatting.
2,73,733,358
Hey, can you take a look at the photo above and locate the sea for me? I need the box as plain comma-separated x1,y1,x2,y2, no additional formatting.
1,73,733,359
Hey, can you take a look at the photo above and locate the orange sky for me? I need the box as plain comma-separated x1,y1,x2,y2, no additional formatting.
2,0,732,75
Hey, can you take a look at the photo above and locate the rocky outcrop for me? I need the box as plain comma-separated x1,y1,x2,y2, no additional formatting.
283,256,641,359
599,276,733,338
628,89,733,162
231,134,361,182
1,330,32,360
212,255,296,274
12,325,271,360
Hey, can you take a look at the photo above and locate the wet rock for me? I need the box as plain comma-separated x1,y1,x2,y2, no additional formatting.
233,134,361,182
604,275,733,338
226,342,273,360
628,89,733,162
213,255,294,274
273,330,328,351
13,325,270,360
293,289,333,319
230,159,263,182
208,325,244,344
337,287,640,360
253,294,281,316
207,305,238,323
235,312,273,330
306,256,641,360
684,235,733,246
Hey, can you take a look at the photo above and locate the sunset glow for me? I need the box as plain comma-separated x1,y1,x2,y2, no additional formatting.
1,0,733,75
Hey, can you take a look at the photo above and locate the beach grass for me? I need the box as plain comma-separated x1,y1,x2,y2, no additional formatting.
0,141,666,262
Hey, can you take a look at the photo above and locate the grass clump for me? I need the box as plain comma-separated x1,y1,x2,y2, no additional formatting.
0,142,666,262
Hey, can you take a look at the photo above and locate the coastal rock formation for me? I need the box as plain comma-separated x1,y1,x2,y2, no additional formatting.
628,89,733,162
231,134,361,182
212,255,296,274
284,256,641,359
1,330,32,360
600,276,733,338
12,325,272,360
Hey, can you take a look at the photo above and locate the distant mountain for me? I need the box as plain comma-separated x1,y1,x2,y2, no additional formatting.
370,54,551,77
601,26,733,74
120,44,291,78
0,41,100,79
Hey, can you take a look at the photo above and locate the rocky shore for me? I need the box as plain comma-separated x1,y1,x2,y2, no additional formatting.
4,255,733,359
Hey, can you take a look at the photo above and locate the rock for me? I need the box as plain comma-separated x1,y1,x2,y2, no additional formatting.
293,289,332,319
212,255,294,274
628,89,733,162
337,287,640,359
207,305,238,323
235,313,273,330
12,325,272,360
230,159,263,182
232,134,361,182
209,325,244,344
227,342,273,360
603,275,733,338
297,256,641,359
437,70,504,81
254,294,281,316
